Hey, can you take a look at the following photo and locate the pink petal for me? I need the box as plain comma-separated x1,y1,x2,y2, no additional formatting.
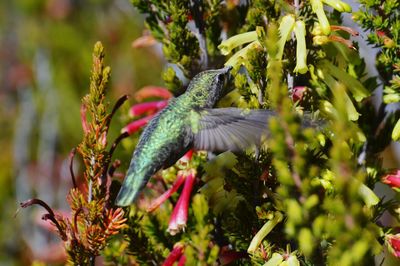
134,86,173,101
129,100,168,117
147,173,186,212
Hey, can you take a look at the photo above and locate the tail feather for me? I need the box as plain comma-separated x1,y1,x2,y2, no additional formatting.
115,182,141,206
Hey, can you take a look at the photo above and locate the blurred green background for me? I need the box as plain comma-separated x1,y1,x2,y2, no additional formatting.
0,0,163,264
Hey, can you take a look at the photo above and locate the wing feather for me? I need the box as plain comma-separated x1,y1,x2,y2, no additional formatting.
192,108,275,152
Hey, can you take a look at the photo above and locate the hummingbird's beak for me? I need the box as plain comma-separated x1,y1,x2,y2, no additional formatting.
221,65,233,73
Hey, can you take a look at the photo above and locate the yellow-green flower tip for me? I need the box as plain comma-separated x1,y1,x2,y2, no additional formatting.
277,14,296,60
392,119,400,141
310,0,331,35
218,31,258,55
322,0,351,12
224,41,261,68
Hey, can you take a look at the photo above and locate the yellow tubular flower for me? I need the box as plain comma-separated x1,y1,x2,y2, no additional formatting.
218,31,258,55
247,211,283,253
277,15,296,60
392,119,400,141
224,41,261,67
322,0,352,12
310,0,330,35
294,20,308,74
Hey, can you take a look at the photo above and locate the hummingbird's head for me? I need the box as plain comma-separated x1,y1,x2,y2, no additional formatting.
186,66,233,107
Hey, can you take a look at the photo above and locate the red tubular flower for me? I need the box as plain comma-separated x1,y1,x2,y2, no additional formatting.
382,170,400,189
219,246,248,265
292,86,307,103
162,243,185,266
147,172,186,212
129,100,169,117
386,234,400,258
168,169,196,235
134,86,173,101
178,255,186,266
121,114,156,135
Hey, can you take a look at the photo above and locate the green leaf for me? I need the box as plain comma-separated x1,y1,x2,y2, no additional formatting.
319,60,370,102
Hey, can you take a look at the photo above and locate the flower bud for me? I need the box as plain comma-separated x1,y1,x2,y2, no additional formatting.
382,170,400,190
385,234,400,258
310,0,330,35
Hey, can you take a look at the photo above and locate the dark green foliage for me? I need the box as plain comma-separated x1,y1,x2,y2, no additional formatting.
120,0,400,264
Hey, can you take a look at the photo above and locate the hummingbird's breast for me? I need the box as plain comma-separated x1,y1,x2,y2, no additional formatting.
128,100,192,180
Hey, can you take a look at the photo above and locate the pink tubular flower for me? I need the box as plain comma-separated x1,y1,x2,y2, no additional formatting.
147,172,186,212
292,86,307,103
162,243,185,266
134,86,173,101
382,170,400,189
121,114,155,135
129,100,169,117
386,234,400,258
167,169,196,235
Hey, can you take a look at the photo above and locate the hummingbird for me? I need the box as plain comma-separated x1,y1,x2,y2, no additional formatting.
116,67,279,206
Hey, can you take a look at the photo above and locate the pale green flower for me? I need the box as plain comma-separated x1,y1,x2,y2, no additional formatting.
322,0,351,12
218,31,258,55
277,14,296,60
293,20,308,74
224,41,262,67
310,0,330,35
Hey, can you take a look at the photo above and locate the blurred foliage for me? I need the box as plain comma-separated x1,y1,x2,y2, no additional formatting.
0,0,162,264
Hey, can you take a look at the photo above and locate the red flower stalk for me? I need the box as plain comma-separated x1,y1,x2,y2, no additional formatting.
386,234,400,258
129,100,168,117
168,168,196,235
134,86,173,101
382,170,400,189
162,243,185,266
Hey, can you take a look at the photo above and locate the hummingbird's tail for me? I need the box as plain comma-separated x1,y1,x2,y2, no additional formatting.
115,171,145,206
115,184,140,206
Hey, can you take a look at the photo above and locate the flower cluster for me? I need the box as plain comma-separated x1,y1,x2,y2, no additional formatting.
147,151,197,235
122,86,172,135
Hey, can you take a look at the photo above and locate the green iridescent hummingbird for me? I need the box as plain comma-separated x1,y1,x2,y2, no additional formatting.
116,67,277,206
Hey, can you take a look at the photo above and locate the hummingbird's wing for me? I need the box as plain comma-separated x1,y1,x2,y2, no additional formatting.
191,108,276,152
